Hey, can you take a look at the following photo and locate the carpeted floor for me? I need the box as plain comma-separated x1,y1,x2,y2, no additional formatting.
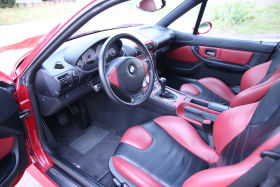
45,92,162,186
53,121,121,186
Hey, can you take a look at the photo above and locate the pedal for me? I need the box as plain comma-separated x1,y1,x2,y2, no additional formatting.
56,112,68,126
78,102,90,129
68,102,90,129
69,105,80,116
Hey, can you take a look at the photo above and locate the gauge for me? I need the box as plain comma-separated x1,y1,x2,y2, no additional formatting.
108,48,117,57
82,48,96,64
96,44,102,56
77,59,84,68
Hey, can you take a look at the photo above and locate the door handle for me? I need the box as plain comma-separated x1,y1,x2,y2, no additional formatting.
205,49,216,57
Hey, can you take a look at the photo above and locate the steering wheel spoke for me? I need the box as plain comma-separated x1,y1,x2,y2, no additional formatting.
129,90,145,103
107,66,119,87
140,59,149,73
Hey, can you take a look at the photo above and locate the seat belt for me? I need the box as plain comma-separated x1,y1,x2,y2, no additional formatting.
229,144,280,187
268,42,280,60
202,120,214,148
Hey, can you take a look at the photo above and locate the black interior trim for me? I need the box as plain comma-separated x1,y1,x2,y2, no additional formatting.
46,166,81,187
193,0,207,35
50,153,103,187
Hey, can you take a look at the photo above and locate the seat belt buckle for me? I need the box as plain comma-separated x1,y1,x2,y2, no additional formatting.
202,120,214,134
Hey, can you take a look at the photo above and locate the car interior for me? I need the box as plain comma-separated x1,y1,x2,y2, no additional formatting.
12,0,280,186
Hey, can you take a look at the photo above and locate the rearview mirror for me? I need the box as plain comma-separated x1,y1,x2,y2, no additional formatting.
198,22,212,35
137,0,166,12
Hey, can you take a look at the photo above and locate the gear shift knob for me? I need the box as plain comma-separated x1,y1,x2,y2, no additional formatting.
159,77,166,93
157,77,174,99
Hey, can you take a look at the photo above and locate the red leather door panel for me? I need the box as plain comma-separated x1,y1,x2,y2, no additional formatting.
167,46,199,63
198,46,254,65
0,137,14,160
167,46,253,65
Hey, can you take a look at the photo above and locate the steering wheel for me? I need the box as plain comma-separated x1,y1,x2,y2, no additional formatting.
98,33,155,107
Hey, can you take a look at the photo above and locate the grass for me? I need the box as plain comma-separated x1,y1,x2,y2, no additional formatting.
0,2,76,25
204,0,280,34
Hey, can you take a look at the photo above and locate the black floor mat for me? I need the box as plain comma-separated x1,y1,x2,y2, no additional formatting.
53,122,121,186
83,92,162,136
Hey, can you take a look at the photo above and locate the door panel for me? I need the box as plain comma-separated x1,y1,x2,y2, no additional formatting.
167,46,199,63
198,46,253,65
174,31,277,53
162,31,277,88
0,137,14,160
0,83,27,186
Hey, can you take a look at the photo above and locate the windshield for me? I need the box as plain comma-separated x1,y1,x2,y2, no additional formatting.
0,0,184,75
76,0,185,34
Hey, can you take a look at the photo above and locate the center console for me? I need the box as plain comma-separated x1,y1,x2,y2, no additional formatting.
148,78,230,126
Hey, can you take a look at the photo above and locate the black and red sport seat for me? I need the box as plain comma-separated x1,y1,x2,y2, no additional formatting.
109,80,280,186
180,50,280,107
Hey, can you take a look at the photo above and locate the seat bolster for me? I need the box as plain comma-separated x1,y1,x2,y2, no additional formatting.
213,103,258,154
240,61,271,91
112,156,163,187
198,77,235,102
183,133,280,187
231,81,275,107
154,116,218,164
121,126,152,150
231,66,280,107
180,83,200,96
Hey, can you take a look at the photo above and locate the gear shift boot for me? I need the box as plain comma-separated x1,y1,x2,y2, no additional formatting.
154,89,178,100
155,77,178,100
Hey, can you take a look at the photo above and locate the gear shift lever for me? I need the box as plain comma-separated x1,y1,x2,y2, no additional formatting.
158,77,173,99
159,77,166,94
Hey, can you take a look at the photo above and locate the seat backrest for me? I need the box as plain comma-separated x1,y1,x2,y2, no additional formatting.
240,50,280,91
230,50,280,107
213,80,280,166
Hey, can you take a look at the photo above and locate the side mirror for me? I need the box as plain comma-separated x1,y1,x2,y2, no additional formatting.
198,22,212,35
137,0,166,12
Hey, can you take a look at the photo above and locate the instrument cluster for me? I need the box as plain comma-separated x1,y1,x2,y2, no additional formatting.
76,40,123,71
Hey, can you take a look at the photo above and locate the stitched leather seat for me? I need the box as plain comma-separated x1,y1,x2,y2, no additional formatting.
109,80,280,187
180,50,280,107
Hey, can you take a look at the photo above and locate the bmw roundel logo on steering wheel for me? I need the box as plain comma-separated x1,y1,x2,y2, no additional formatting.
128,64,136,75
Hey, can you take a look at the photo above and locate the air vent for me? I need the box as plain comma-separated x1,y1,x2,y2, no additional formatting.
135,47,142,56
135,42,155,56
54,62,64,69
57,73,72,90
145,42,155,51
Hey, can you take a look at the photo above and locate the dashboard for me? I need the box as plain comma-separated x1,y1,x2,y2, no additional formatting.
34,25,175,116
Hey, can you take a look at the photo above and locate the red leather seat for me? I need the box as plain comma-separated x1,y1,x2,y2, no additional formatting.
180,50,280,107
109,80,280,186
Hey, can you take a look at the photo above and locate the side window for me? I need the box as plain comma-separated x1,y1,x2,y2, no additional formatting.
201,0,280,42
168,5,200,33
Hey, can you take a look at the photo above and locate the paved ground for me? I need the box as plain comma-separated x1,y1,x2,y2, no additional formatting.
16,171,42,187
